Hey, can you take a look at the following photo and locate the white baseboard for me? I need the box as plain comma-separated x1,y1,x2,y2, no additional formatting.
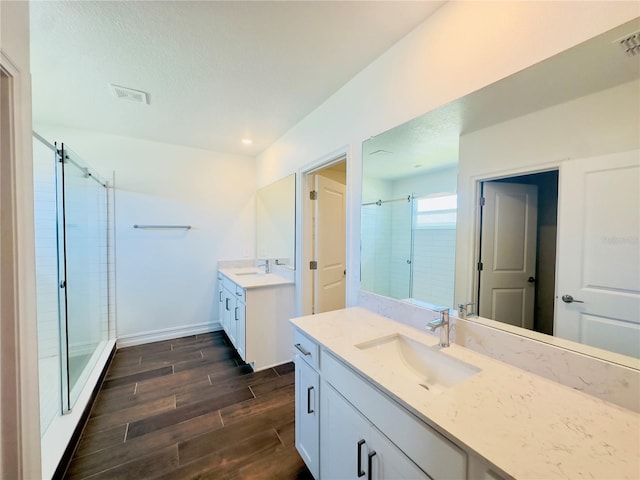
116,322,222,348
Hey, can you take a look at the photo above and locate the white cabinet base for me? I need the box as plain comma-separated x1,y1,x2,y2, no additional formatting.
218,271,294,371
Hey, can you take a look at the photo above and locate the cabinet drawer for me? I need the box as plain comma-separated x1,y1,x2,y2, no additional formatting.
235,285,246,303
293,329,319,370
322,350,466,480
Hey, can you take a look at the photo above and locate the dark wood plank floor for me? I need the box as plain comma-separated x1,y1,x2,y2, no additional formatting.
64,331,313,480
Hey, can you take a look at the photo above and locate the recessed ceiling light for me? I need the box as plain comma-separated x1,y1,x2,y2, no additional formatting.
241,138,253,145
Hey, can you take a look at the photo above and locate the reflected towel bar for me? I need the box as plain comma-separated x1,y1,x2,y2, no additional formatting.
133,225,192,230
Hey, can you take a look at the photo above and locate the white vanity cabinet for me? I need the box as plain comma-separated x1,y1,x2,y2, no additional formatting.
294,331,320,478
219,275,240,352
217,273,225,332
293,327,466,480
217,270,294,370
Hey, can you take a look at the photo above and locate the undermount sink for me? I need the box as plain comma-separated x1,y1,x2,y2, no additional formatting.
356,333,480,392
235,270,266,276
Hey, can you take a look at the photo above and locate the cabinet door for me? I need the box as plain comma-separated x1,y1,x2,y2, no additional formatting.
295,356,319,478
224,288,235,342
222,290,229,335
368,426,428,480
235,300,246,361
218,286,225,331
321,384,371,480
228,294,237,347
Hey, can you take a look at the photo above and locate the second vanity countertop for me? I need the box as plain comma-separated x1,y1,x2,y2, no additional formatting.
291,307,640,480
218,267,293,289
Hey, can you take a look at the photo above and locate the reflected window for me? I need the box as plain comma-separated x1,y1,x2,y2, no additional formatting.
415,193,457,228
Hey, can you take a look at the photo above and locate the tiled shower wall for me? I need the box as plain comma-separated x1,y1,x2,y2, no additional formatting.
411,228,456,307
33,137,60,435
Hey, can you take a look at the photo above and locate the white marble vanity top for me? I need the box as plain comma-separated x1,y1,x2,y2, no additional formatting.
218,267,293,289
291,307,640,480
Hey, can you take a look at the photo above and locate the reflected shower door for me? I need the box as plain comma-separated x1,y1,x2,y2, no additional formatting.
360,197,412,299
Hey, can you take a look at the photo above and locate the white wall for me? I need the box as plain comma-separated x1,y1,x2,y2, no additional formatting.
35,125,256,346
391,167,458,200
256,1,639,309
455,79,640,304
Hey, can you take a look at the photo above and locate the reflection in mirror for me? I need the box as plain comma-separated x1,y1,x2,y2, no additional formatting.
361,18,640,362
362,119,458,308
256,174,295,268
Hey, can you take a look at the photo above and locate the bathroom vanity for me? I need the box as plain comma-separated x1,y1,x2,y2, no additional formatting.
292,307,640,480
218,266,294,370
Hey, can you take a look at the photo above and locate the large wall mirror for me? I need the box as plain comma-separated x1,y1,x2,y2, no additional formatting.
257,173,296,268
361,18,639,363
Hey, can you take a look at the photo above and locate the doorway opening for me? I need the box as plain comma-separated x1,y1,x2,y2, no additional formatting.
302,156,347,315
477,170,558,335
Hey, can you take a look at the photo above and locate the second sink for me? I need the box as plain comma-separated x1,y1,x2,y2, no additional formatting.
355,333,480,392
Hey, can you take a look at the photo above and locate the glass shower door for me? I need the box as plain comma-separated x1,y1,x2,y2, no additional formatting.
57,144,109,409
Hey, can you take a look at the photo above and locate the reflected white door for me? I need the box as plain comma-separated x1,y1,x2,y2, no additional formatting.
479,182,538,329
314,174,346,313
555,150,640,358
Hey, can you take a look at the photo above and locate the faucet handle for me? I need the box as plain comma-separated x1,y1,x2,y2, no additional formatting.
457,301,475,318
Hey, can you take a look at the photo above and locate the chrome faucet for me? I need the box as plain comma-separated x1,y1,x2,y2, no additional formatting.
427,308,450,348
257,259,270,273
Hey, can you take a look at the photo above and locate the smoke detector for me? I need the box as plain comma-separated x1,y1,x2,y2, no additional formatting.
614,30,640,56
109,84,150,104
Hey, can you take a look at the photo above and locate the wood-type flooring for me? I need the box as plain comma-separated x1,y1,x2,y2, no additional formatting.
63,331,313,480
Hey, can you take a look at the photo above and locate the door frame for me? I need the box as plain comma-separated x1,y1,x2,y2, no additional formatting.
297,147,349,316
0,51,42,479
468,162,560,323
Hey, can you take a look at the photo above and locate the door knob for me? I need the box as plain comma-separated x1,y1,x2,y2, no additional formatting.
527,277,535,283
561,294,584,304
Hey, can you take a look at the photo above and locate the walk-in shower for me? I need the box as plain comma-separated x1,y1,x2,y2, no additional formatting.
361,193,456,308
33,134,115,476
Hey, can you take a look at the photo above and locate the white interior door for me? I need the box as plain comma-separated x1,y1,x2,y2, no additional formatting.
555,150,640,358
479,182,538,329
314,174,346,313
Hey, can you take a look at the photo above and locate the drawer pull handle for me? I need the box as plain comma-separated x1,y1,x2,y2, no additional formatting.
294,343,311,356
307,386,314,414
219,291,223,302
367,451,377,480
225,298,230,311
235,307,238,321
357,439,366,477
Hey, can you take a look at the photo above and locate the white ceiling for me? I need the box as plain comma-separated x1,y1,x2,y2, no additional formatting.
29,1,445,156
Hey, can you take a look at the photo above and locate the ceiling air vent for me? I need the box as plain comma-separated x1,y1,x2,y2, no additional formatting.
109,84,150,104
613,30,640,56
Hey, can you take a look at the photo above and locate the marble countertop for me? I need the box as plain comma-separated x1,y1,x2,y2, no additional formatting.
291,307,640,480
218,267,293,289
